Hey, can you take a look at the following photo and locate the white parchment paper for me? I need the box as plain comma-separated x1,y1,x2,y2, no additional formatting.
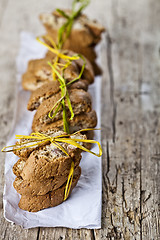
3,32,102,229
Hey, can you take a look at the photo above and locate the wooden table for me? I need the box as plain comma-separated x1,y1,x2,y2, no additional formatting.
0,0,159,239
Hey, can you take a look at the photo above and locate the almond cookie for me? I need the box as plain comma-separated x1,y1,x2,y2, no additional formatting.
13,130,86,180
13,129,86,158
18,166,81,212
22,50,94,91
32,89,92,131
40,10,105,48
22,57,78,91
27,80,89,111
45,49,94,83
40,10,105,74
32,110,97,133
13,158,27,177
20,144,82,181
13,162,80,196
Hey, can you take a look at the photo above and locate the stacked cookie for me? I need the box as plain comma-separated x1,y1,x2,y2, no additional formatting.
12,130,85,212
22,50,94,91
40,9,105,74
23,50,97,135
10,6,104,212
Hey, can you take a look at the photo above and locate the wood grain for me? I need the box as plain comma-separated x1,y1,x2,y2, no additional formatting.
0,0,159,239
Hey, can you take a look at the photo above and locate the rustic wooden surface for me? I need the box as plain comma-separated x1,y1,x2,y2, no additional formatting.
0,0,160,239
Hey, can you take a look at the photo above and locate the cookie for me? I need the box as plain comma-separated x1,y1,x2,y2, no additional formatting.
40,10,104,74
13,158,27,177
20,145,82,181
22,56,78,91
22,50,94,91
13,163,80,196
13,130,86,179
32,89,92,131
46,49,94,83
18,166,81,212
13,129,86,158
27,80,89,111
32,110,97,133
40,10,105,47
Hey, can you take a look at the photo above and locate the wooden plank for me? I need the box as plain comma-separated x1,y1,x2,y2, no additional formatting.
0,0,9,26
94,0,160,239
95,36,142,240
38,228,95,240
139,42,160,240
0,0,38,237
0,52,39,239
1,216,38,240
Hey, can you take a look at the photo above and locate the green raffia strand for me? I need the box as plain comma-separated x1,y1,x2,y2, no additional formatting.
48,54,86,116
48,62,69,133
46,0,88,133
47,54,85,131
56,0,90,49
47,56,85,133
66,54,86,86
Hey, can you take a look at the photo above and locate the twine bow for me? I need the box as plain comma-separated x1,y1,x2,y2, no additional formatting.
1,129,102,157
1,129,102,200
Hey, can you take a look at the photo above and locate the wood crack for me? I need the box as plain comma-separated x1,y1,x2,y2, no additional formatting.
143,193,151,203
139,143,143,240
107,213,122,239
122,177,127,210
91,229,96,240
106,33,117,143
36,227,40,240
106,141,110,173
102,137,110,197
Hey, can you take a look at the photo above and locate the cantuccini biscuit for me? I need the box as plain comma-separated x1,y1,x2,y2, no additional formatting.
20,145,82,181
13,139,45,159
35,110,97,133
46,46,101,75
45,46,97,63
40,10,104,74
27,80,89,111
27,55,78,79
13,130,86,180
40,10,105,48
22,50,94,91
13,163,80,196
32,89,92,131
12,130,86,211
13,158,27,177
13,129,86,158
22,57,77,91
18,166,81,212
31,111,97,150
45,50,94,83
13,131,55,159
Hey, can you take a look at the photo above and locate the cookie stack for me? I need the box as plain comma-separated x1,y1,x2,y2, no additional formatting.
12,130,85,212
22,50,94,91
9,5,104,212
23,50,98,137
40,10,105,74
